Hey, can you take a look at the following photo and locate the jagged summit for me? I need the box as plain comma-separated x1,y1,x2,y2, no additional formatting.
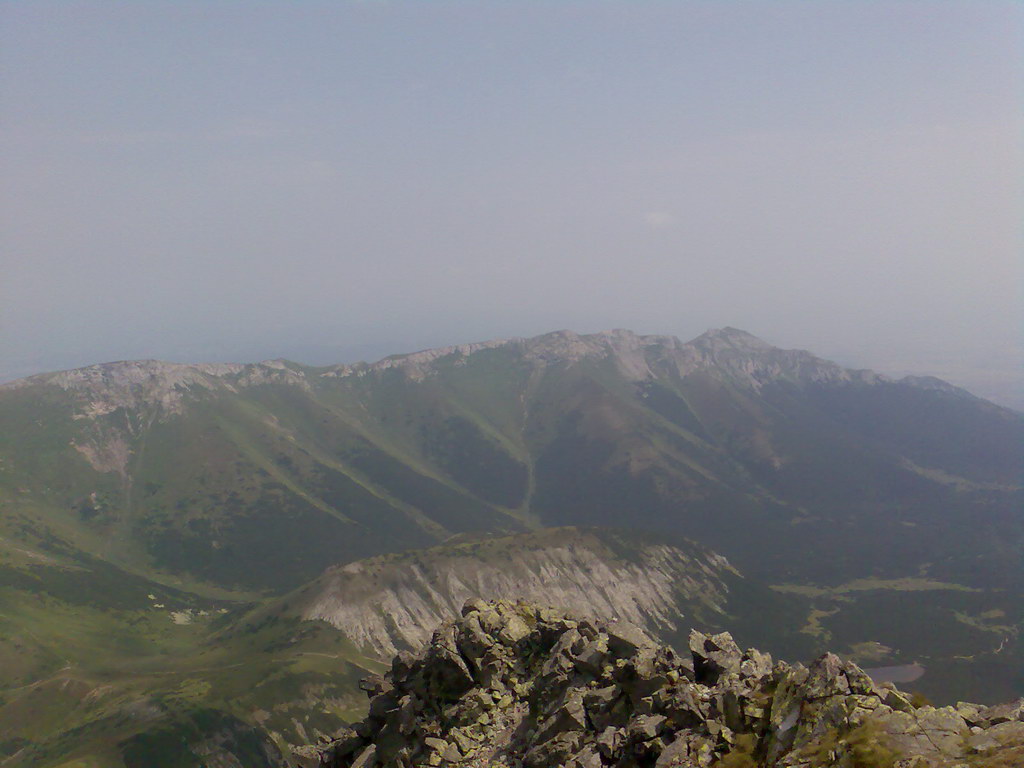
0,356,311,417
691,326,774,351
0,327,791,386
307,600,1024,768
328,326,872,389
0,355,308,392
4,327,966,398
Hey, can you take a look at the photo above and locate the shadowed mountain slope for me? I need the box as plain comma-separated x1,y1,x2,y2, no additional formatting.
2,327,1019,595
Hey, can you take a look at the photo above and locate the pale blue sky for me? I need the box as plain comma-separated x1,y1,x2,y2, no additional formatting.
2,2,1021,406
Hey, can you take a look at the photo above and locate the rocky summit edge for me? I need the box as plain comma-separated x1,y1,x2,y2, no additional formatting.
298,600,1024,768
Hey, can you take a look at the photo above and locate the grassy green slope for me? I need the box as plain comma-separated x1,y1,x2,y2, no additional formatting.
3,340,1019,598
0,547,380,767
0,373,534,597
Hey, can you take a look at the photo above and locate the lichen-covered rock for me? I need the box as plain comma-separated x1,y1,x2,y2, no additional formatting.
314,600,1024,768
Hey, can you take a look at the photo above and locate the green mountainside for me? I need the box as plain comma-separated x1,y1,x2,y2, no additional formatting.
3,327,1019,594
0,328,1021,766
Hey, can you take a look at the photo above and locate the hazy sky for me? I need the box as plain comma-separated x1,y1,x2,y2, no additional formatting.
2,2,1021,407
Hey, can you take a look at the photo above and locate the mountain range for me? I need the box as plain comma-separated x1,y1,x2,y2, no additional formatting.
0,327,1020,766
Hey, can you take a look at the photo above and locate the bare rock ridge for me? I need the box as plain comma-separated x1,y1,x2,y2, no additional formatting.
1,328,973,411
305,600,1024,768
0,357,309,417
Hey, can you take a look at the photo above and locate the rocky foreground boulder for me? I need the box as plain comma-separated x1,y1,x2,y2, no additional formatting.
299,600,1024,767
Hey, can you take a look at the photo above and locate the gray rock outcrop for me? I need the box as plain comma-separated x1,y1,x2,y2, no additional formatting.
307,600,1021,767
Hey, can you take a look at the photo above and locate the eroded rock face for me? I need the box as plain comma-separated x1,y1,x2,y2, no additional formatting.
311,601,1024,768
297,529,736,658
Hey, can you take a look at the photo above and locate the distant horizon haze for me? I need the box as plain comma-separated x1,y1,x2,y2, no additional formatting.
2,2,1020,408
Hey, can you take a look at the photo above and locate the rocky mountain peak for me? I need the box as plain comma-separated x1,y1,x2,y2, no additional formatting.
2,357,312,419
690,327,774,353
307,600,1024,768
3,327,973,413
519,329,683,381
432,326,880,390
